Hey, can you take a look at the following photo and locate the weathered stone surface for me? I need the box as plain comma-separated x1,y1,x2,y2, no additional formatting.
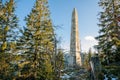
69,8,82,67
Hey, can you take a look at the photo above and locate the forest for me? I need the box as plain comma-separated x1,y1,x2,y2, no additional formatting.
0,0,120,80
0,0,64,79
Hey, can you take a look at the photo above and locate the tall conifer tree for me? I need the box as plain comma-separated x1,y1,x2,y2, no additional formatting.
0,0,19,52
25,0,55,79
0,0,19,79
96,0,120,63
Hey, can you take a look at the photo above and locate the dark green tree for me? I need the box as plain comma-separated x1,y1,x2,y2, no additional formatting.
13,27,34,79
0,0,19,79
25,0,55,79
55,49,64,79
96,0,120,64
0,0,19,52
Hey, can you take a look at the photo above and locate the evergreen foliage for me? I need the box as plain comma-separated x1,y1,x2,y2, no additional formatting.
96,0,120,64
0,0,20,79
0,0,68,79
55,49,64,79
21,0,56,79
0,0,62,79
83,49,92,69
0,0,19,52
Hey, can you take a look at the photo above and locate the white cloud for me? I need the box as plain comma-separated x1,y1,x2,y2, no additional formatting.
84,36,96,41
81,36,98,52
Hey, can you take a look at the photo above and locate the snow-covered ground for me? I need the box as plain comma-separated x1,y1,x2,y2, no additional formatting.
104,75,118,80
60,73,70,80
60,68,88,80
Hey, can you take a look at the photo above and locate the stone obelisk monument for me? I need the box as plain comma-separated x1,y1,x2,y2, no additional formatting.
70,8,82,68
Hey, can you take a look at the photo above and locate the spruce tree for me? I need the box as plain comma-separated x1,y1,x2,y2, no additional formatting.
55,49,64,79
0,0,19,79
25,0,55,79
14,27,34,78
96,0,120,64
0,0,19,52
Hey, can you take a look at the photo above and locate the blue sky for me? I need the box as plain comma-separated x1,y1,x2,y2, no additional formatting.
15,0,100,52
